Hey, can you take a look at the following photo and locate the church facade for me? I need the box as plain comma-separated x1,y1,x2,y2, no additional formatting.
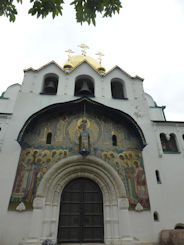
0,46,184,245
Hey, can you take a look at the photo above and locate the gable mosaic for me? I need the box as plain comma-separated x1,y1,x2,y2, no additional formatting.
10,106,149,210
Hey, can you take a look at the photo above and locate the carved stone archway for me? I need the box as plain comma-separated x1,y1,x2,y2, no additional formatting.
25,155,133,245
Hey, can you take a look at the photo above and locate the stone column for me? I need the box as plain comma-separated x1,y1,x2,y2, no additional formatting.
42,203,51,238
50,204,59,242
24,197,45,245
118,198,134,245
104,203,112,245
112,201,120,245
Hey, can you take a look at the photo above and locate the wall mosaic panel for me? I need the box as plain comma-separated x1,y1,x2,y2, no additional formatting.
10,107,149,210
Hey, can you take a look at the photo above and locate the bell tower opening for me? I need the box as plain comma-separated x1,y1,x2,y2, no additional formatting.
41,74,58,95
74,76,94,97
57,177,104,243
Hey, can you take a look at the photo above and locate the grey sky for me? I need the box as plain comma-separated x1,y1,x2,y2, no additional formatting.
0,0,184,121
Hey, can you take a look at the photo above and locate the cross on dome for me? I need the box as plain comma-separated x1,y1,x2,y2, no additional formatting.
63,45,106,74
96,52,104,65
65,49,74,61
78,43,89,56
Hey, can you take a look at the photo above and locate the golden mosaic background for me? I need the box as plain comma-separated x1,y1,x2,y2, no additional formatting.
10,110,149,210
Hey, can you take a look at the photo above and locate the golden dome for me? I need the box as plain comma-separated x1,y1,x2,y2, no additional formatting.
63,55,101,70
71,55,101,69
63,60,73,70
63,53,106,74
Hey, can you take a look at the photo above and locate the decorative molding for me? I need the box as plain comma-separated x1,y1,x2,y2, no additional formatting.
33,197,44,209
135,202,143,212
16,202,26,212
36,155,127,203
119,198,129,210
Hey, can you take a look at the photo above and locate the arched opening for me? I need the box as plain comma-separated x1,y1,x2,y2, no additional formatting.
111,79,125,99
169,134,179,152
153,211,159,221
175,223,184,229
57,177,104,243
30,155,127,245
46,132,52,144
74,76,94,97
112,134,117,146
160,133,179,153
41,74,58,95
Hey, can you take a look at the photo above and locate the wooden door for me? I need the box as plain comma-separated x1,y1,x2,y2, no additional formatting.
57,178,104,243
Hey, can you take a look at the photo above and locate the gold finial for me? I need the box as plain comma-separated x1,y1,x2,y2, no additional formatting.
65,49,74,61
78,43,89,56
96,52,104,65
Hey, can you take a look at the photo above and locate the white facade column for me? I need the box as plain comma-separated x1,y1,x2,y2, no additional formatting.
24,197,45,245
104,203,113,245
118,198,134,245
42,203,51,239
50,204,59,242
111,201,120,245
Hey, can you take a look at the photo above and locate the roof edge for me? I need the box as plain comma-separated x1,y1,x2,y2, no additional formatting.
24,61,64,73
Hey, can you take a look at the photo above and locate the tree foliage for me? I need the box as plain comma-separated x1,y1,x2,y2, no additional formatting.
0,0,122,25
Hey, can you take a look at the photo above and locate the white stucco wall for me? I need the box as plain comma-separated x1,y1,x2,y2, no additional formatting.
0,61,183,245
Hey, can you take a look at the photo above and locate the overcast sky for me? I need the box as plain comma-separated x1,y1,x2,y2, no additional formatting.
0,0,184,121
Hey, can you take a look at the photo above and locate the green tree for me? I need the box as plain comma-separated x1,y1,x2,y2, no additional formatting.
0,0,122,25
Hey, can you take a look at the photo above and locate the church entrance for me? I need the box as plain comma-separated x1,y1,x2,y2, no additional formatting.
57,178,104,243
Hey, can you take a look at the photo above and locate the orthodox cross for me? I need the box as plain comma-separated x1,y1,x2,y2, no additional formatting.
78,43,89,56
65,49,74,61
96,52,104,65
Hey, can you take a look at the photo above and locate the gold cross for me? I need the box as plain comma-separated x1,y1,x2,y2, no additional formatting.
96,52,104,65
78,43,89,56
65,49,74,61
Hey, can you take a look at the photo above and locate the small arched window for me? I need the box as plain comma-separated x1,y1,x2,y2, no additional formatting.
160,133,167,152
175,223,184,229
112,135,117,146
182,135,184,140
46,132,52,144
111,79,125,99
155,170,161,184
74,76,94,97
160,133,179,153
153,211,159,222
41,74,58,95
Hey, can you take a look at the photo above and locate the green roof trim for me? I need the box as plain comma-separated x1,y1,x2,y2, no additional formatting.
149,105,166,121
0,92,8,100
163,151,181,154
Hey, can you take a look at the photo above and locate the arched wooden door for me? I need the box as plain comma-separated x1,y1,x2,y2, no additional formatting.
57,178,104,243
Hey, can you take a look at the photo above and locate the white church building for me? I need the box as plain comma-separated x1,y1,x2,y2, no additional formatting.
0,45,184,245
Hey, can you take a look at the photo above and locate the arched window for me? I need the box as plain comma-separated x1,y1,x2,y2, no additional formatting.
111,79,125,99
175,223,184,229
46,132,52,144
183,135,184,140
153,211,159,221
160,133,179,153
74,76,94,97
41,74,58,95
160,133,167,152
155,170,161,184
112,135,117,146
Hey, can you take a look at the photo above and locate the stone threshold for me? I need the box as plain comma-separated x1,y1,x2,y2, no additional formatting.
58,244,104,245
58,243,158,245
